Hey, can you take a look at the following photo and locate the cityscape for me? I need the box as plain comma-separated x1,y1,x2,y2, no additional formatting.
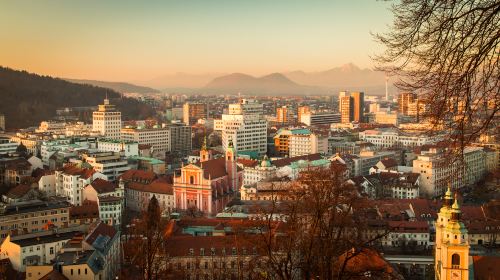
0,1,498,280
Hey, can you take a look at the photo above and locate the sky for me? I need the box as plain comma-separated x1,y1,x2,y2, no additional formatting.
0,0,393,82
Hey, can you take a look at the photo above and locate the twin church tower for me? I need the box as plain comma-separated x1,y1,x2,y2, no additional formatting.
435,186,469,280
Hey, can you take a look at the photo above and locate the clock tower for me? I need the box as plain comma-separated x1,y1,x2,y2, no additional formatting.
435,192,469,280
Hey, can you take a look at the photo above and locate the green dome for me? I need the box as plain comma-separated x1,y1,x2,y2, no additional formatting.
260,155,272,168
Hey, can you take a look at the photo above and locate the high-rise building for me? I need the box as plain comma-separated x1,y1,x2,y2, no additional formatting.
276,106,290,124
398,92,417,115
183,102,207,125
338,91,349,114
168,123,192,157
351,91,365,123
92,98,122,139
0,113,5,131
340,96,354,123
297,106,310,124
221,99,267,155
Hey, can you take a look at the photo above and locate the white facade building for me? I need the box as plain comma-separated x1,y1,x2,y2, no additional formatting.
412,147,486,197
0,228,85,272
221,99,267,155
0,137,18,155
241,156,277,186
121,126,170,158
55,165,107,206
37,172,56,197
92,98,122,139
83,178,124,226
301,112,341,126
97,138,139,157
80,152,130,181
289,133,328,157
359,129,438,148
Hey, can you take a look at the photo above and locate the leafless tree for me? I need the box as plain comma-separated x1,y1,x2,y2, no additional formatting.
251,164,398,280
374,0,499,157
122,195,170,280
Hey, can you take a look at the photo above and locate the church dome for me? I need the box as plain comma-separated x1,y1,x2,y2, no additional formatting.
260,155,272,168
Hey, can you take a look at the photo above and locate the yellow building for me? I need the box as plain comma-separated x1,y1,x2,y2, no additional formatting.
435,187,469,280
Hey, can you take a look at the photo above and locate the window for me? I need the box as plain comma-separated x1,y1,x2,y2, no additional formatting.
452,253,460,268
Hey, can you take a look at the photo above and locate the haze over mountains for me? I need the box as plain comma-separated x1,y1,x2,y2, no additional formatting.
19,63,395,96
139,63,394,96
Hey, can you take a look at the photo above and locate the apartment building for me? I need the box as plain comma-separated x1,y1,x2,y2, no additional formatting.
359,128,438,148
121,126,170,158
0,227,85,272
273,128,311,156
80,152,130,181
412,147,486,197
121,170,175,213
83,179,124,226
97,138,139,157
300,112,341,126
183,102,207,125
0,199,71,240
289,133,328,157
55,164,107,206
168,123,192,157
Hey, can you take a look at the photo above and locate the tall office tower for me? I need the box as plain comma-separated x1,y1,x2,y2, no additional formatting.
0,113,5,131
183,102,207,125
276,106,289,124
340,96,354,123
221,99,267,155
168,123,192,157
398,92,417,115
338,91,348,113
93,98,122,139
351,91,365,123
297,106,310,124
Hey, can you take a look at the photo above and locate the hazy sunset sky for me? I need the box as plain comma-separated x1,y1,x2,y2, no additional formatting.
0,0,393,81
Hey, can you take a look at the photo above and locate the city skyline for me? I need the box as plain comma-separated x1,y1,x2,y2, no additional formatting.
0,0,393,82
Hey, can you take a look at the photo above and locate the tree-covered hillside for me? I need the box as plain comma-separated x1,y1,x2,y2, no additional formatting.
0,67,154,129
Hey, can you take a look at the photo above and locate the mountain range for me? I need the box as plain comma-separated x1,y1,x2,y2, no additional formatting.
203,73,325,95
138,63,394,96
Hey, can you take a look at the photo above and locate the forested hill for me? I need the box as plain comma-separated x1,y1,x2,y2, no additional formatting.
0,67,154,129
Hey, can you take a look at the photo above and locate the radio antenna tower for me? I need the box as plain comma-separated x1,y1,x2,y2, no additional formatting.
385,74,389,101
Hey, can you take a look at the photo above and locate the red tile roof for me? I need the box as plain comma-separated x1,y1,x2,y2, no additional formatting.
472,255,500,279
237,158,259,168
5,184,31,199
120,169,157,183
89,178,117,194
127,179,174,195
379,158,398,168
60,164,95,179
69,200,99,219
336,248,400,279
196,157,242,179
